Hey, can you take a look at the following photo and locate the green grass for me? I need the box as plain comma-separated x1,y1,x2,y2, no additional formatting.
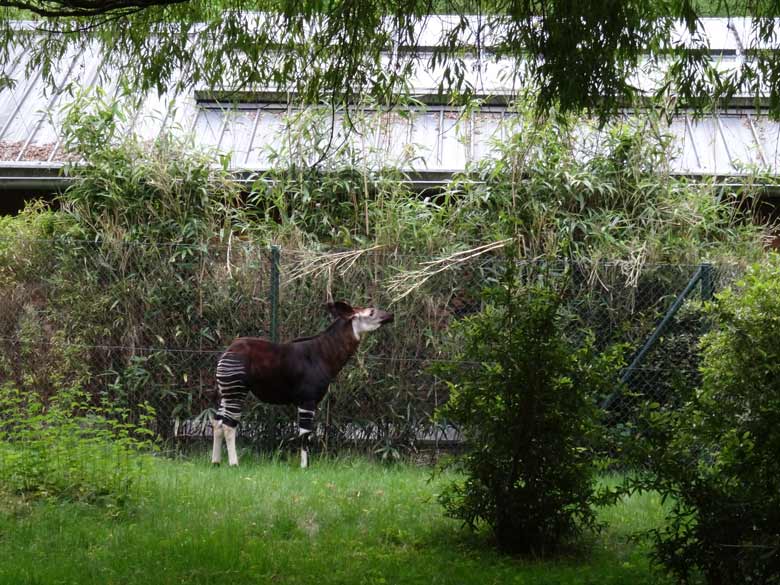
0,455,670,585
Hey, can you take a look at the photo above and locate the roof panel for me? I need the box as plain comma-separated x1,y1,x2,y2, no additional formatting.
685,117,726,174
408,110,438,170
671,18,738,52
19,43,107,162
717,114,764,171
251,109,287,167
470,112,503,162
439,109,468,170
667,116,700,173
2,81,49,145
0,67,43,143
132,95,169,141
1,18,780,181
229,108,260,167
191,107,223,148
752,115,780,173
728,18,780,51
404,54,525,97
405,14,475,49
167,92,198,136
1,43,92,154
371,111,411,167
218,108,248,163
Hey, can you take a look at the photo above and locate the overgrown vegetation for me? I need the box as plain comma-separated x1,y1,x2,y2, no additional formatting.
0,93,771,456
625,259,780,584
58,89,244,245
248,98,770,266
0,385,156,505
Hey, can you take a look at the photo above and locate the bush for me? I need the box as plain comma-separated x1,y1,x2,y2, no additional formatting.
0,385,157,505
432,259,622,555
628,259,780,584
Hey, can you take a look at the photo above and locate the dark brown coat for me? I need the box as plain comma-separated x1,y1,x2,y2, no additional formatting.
223,317,360,407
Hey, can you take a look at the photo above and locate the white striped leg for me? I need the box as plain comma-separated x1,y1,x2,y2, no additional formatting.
300,448,308,469
224,424,239,467
214,354,245,467
298,404,315,469
211,419,224,465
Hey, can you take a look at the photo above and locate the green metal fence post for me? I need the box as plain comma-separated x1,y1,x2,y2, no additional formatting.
601,264,705,410
700,262,714,302
270,245,281,343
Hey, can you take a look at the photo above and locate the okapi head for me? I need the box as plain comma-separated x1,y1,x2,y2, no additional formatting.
326,301,394,339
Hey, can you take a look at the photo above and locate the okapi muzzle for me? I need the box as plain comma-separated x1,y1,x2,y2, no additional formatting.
211,301,394,468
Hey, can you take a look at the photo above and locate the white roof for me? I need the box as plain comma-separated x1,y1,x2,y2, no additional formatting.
0,17,778,183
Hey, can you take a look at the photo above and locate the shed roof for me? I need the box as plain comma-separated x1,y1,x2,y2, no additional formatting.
1,17,779,192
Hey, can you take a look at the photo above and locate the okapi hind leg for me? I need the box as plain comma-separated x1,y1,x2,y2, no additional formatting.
223,422,239,466
297,403,316,469
215,353,247,467
211,419,225,465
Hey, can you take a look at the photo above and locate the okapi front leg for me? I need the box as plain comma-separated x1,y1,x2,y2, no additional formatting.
297,402,316,469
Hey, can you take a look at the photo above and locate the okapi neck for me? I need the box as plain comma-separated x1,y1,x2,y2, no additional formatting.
318,319,361,376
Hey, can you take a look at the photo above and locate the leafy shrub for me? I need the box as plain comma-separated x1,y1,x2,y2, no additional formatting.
0,385,157,505
628,258,780,584
432,259,622,555
60,89,243,245
450,105,768,265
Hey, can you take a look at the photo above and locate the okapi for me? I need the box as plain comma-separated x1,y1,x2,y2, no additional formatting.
211,301,394,468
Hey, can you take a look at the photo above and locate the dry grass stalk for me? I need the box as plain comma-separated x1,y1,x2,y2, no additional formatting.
285,245,384,284
386,239,512,303
586,244,647,292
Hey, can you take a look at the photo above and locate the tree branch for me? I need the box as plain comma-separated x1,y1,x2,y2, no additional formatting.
0,0,187,18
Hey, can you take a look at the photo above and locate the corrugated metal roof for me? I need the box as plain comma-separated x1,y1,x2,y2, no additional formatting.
0,17,779,185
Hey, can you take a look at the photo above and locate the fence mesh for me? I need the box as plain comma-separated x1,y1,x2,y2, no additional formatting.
0,236,742,459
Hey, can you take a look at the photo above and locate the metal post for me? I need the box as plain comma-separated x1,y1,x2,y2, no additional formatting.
601,264,705,410
270,245,281,343
700,263,714,302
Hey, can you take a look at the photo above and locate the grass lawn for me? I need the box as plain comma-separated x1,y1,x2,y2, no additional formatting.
0,454,670,585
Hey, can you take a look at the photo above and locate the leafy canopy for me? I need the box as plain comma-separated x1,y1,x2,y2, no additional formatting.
1,1,780,120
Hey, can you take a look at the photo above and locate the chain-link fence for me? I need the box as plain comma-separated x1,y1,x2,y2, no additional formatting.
0,236,742,458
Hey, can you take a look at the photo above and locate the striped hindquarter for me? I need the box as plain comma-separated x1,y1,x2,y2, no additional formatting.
215,353,248,427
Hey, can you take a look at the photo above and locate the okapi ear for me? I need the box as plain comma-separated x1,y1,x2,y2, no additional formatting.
325,301,355,320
